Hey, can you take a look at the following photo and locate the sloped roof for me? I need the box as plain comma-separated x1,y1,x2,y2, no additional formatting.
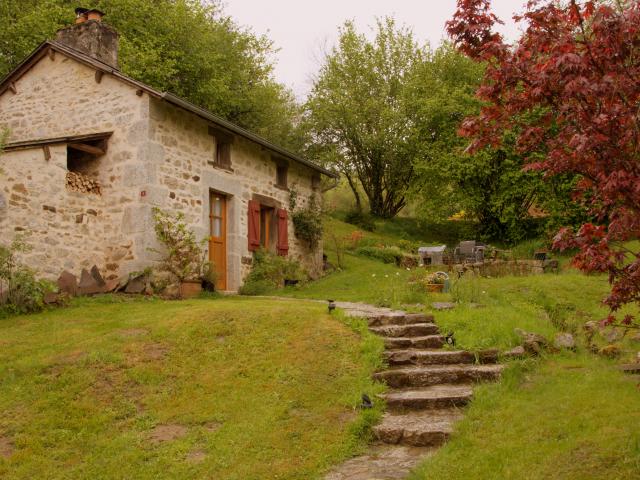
0,40,337,178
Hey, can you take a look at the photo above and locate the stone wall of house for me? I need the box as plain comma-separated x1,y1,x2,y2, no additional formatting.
147,99,323,290
0,52,151,280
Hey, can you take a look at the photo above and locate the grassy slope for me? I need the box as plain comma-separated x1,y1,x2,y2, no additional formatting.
280,217,640,478
323,215,472,249
282,218,638,352
0,296,384,480
411,356,640,480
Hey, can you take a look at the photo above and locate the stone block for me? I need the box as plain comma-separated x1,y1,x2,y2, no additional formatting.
554,332,576,350
503,345,526,359
78,268,102,296
125,274,147,294
103,278,120,293
90,265,106,288
57,270,78,296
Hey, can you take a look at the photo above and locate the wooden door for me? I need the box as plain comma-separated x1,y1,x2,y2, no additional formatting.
209,193,227,290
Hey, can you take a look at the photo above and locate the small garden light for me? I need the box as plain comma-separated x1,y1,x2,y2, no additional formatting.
445,331,455,347
361,393,373,409
328,299,336,313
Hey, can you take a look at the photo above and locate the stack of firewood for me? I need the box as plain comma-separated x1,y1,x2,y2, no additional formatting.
66,171,101,195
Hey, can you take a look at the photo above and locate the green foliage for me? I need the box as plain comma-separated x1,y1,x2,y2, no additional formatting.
344,210,377,232
0,0,300,149
0,128,6,176
239,249,306,295
355,246,403,265
289,188,323,250
450,272,483,304
424,272,447,285
510,238,548,260
150,207,208,282
200,260,219,291
304,18,428,217
408,44,586,243
0,236,53,316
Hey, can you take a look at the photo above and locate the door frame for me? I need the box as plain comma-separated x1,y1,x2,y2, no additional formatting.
209,191,227,291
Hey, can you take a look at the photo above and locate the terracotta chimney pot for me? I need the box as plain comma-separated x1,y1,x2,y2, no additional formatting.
87,9,105,22
75,7,88,24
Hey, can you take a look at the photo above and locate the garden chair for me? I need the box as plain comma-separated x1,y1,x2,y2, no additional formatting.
454,240,485,263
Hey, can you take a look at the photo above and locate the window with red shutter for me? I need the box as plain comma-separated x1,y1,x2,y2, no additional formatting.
248,200,261,251
277,208,289,256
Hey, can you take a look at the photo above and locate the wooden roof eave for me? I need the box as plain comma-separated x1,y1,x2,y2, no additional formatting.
3,131,113,152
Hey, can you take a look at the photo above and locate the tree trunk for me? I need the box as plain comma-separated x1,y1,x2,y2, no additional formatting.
344,172,362,212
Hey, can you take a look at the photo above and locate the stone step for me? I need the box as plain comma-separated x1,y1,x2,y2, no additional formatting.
384,348,499,366
384,335,445,350
374,364,504,389
373,409,464,447
323,444,435,480
385,349,474,366
368,313,434,327
370,323,440,338
381,384,473,410
619,363,640,375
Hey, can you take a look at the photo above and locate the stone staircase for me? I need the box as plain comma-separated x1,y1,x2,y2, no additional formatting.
325,302,503,480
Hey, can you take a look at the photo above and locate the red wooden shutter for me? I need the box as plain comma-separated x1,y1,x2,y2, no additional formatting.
248,200,261,251
277,208,289,256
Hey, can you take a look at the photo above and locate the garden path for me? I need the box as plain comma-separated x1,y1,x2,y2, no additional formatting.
324,302,503,480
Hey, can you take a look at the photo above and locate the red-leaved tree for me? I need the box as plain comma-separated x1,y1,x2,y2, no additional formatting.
447,0,640,326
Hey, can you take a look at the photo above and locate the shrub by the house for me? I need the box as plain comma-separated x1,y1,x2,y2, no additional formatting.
0,236,53,316
149,208,216,295
239,249,306,295
289,188,323,249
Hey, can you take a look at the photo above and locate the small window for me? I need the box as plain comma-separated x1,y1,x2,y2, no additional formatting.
208,126,232,169
215,141,231,168
276,164,288,189
312,174,321,190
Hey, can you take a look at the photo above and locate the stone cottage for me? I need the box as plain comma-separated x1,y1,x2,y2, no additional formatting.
0,8,335,291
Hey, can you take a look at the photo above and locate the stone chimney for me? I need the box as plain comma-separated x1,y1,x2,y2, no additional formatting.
55,8,119,69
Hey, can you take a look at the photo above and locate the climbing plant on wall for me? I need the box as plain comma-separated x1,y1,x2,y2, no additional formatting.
289,187,323,250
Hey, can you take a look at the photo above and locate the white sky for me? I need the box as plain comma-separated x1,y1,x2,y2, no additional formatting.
224,0,524,99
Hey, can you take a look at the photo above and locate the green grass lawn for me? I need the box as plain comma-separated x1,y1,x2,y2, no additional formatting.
411,355,640,480
2,215,638,479
272,217,640,478
0,296,384,480
281,218,638,353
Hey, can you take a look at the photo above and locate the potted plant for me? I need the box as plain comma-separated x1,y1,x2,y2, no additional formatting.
150,208,208,299
424,272,447,293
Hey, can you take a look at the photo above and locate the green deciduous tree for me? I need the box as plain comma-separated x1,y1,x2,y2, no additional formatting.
0,0,300,149
304,18,428,218
410,44,585,243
